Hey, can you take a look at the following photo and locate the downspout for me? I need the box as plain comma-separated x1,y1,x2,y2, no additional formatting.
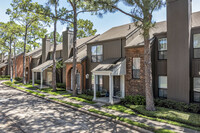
81,61,84,94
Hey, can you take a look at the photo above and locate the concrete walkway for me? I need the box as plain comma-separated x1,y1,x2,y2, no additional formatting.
2,81,200,133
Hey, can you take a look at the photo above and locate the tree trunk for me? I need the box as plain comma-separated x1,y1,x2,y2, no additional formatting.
9,38,12,82
23,26,28,84
14,41,17,78
52,2,58,92
144,32,155,111
72,1,78,96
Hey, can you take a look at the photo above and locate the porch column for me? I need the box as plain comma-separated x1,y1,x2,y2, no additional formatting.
120,75,125,98
109,74,114,104
40,72,43,89
93,74,97,101
32,71,34,87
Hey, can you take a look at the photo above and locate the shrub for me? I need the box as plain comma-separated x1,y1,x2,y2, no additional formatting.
154,99,200,114
56,83,66,89
35,80,41,84
0,75,10,78
121,95,146,105
15,77,22,82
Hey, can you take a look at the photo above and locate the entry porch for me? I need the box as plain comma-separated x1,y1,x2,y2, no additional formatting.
92,58,126,104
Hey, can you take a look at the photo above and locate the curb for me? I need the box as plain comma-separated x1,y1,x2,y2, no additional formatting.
2,83,152,133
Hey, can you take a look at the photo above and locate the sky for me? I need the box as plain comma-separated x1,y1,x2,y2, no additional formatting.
0,0,200,35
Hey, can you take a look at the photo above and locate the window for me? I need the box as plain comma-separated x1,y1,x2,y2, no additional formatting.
193,34,200,58
193,78,200,102
158,76,167,98
132,58,140,79
91,45,103,62
49,53,53,60
91,75,103,92
158,38,167,59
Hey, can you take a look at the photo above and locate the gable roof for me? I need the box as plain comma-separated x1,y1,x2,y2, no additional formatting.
126,11,200,48
49,35,99,52
87,23,138,44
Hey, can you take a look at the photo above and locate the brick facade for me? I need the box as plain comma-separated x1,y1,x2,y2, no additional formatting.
125,46,145,96
13,54,31,82
65,60,86,94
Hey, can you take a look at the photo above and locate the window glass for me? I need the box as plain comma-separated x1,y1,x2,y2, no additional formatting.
96,45,103,55
91,46,97,55
159,89,167,98
133,58,140,79
158,76,167,88
158,38,167,51
91,74,94,89
194,78,200,92
91,45,103,62
193,34,200,48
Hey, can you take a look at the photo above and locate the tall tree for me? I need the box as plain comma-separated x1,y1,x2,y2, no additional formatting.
98,0,164,111
70,19,97,39
6,0,50,84
48,31,63,44
46,0,59,92
66,0,104,96
0,21,22,81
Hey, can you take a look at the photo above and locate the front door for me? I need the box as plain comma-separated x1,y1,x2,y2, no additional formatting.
114,76,120,97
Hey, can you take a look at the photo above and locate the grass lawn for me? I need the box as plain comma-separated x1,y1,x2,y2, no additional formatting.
88,109,175,133
106,104,200,131
13,81,95,104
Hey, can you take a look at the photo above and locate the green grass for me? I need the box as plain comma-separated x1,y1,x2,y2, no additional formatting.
106,105,200,131
69,97,95,104
49,97,83,108
8,81,95,104
3,81,46,97
0,78,9,80
127,105,200,128
88,109,175,133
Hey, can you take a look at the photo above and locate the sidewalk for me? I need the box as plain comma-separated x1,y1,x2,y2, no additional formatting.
4,82,200,133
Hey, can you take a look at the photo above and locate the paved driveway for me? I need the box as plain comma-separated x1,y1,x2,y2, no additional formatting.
0,83,138,133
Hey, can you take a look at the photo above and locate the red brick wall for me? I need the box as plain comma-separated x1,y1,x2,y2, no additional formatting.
13,54,31,81
65,60,86,93
125,46,145,96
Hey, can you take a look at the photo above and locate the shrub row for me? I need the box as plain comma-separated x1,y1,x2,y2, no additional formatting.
0,75,10,78
15,77,22,82
56,83,66,89
121,95,200,114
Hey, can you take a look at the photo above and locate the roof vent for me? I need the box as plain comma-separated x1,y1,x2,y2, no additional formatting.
128,25,131,30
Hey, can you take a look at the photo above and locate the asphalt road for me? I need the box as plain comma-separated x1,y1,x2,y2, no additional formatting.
0,83,138,133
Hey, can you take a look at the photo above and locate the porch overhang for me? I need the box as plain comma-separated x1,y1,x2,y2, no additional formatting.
92,58,126,105
32,58,62,73
32,58,62,89
91,58,126,76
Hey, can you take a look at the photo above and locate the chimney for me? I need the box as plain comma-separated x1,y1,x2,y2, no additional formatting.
62,27,73,83
167,0,192,103
42,35,51,63
62,27,73,61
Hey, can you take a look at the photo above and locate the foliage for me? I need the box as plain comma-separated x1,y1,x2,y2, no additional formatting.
121,95,146,105
106,104,200,131
127,105,200,128
14,77,23,82
88,108,175,133
70,19,97,39
154,99,200,114
0,75,10,78
56,83,66,89
48,31,63,44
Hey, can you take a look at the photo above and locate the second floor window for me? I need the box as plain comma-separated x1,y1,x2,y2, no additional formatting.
193,34,200,58
158,38,167,60
91,45,103,62
132,58,140,79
